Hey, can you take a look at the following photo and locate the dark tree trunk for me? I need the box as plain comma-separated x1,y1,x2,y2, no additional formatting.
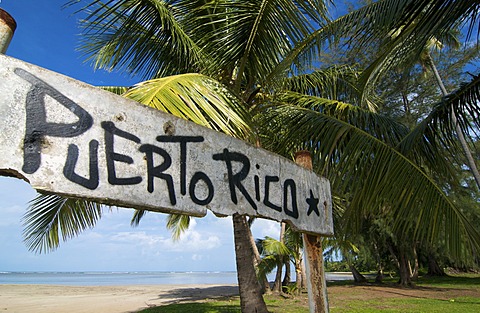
283,258,291,286
272,262,283,293
349,264,367,283
375,269,384,283
233,214,269,313
427,253,446,276
398,248,413,287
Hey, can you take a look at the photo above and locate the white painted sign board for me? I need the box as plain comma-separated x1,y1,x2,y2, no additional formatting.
0,55,333,235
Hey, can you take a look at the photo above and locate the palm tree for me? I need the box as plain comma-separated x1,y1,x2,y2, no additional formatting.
256,223,306,294
256,235,289,293
22,0,480,308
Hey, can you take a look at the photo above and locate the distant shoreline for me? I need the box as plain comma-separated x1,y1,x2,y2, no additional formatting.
0,271,240,286
0,271,354,286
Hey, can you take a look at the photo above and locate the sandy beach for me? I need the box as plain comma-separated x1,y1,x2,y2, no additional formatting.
0,284,239,313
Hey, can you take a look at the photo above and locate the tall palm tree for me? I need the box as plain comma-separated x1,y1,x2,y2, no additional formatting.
22,0,480,308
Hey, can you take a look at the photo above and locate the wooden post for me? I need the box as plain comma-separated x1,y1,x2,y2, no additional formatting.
0,9,16,54
295,151,329,313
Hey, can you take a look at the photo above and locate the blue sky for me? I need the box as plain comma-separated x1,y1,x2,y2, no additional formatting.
0,1,280,272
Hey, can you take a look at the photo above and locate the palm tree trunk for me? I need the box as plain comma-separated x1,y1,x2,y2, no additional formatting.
373,242,384,283
349,264,367,283
247,217,271,294
301,257,307,289
398,248,412,287
429,55,480,190
272,261,283,293
398,247,413,287
232,214,269,313
295,258,303,293
273,222,286,293
411,245,419,281
283,257,291,286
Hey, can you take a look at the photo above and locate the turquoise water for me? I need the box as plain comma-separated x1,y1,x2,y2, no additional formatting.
0,271,239,286
0,271,353,286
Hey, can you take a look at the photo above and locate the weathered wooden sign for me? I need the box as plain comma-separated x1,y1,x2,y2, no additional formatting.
0,54,333,235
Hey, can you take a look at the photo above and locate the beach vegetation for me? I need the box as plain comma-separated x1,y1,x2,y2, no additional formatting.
136,274,480,312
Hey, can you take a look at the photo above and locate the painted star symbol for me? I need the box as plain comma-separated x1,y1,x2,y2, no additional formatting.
306,190,320,216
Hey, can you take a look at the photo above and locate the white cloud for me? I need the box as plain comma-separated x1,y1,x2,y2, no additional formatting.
105,223,221,254
251,219,280,240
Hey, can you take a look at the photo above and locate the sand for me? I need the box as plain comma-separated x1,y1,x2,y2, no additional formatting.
0,284,239,313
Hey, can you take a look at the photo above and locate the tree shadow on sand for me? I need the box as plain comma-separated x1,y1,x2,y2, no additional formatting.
152,285,239,305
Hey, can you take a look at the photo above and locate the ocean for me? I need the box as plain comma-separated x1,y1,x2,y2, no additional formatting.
0,271,239,286
0,271,354,286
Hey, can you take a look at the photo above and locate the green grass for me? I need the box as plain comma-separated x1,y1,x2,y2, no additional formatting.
137,275,480,313
416,273,480,288
138,300,241,313
330,296,480,313
136,296,309,313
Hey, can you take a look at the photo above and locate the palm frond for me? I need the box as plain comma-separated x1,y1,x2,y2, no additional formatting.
22,193,103,253
399,73,480,169
257,254,280,277
273,92,409,149
69,0,205,79
442,73,480,136
256,236,291,277
98,86,130,95
392,0,480,45
284,225,303,255
124,73,253,140
166,214,191,241
261,236,291,256
266,0,479,97
283,66,363,104
264,0,418,94
191,0,327,87
260,103,480,260
130,209,147,227
354,1,479,108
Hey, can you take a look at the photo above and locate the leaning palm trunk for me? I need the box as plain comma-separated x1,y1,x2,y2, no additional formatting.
428,55,480,190
349,264,367,283
233,214,269,313
294,257,304,293
301,258,307,289
247,217,271,294
272,222,286,293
